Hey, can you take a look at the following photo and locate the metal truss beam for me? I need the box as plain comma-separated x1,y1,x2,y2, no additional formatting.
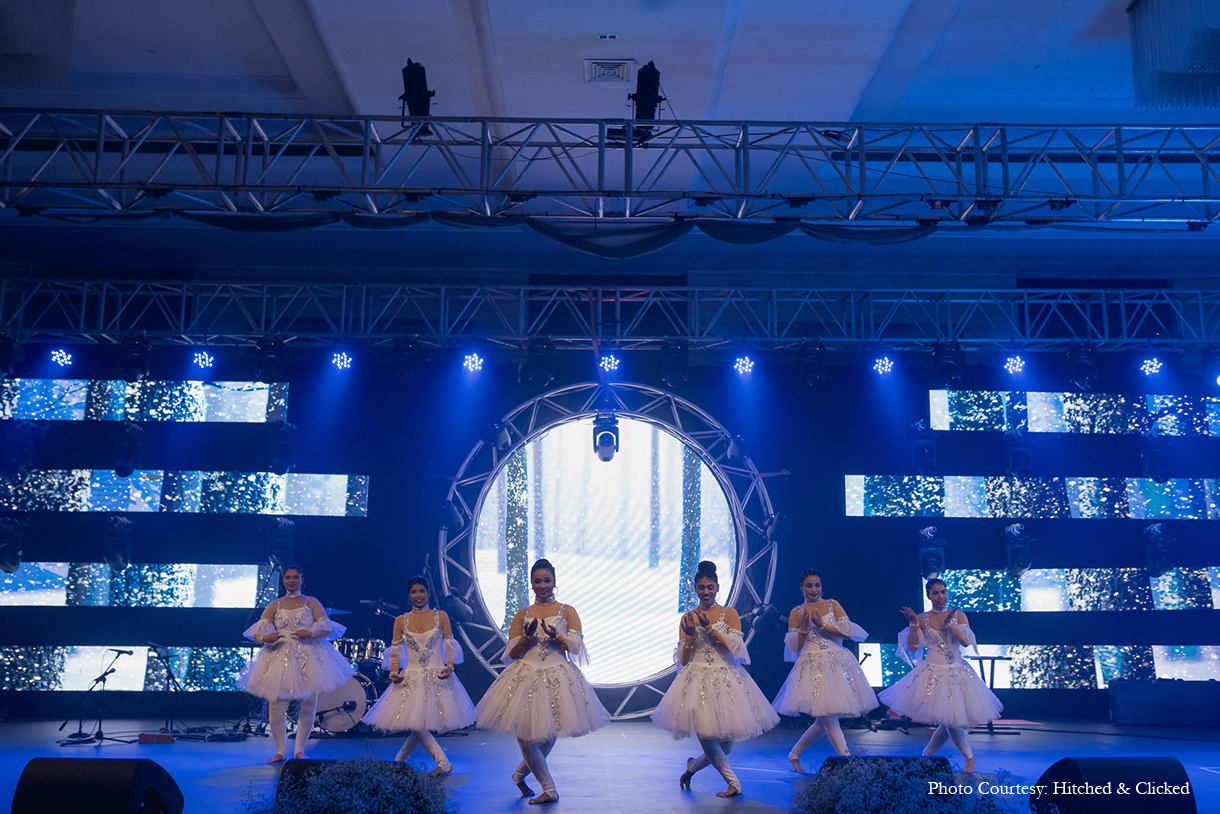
2,280,1218,350
2,110,1220,224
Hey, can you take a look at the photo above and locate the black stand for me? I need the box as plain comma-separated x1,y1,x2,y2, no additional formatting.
58,652,135,746
147,643,187,736
969,655,1020,735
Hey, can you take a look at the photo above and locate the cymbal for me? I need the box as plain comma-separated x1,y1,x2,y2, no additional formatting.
325,608,352,616
359,599,400,614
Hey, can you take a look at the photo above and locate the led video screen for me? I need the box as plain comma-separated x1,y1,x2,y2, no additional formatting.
473,417,738,686
0,562,274,607
929,389,1220,436
0,379,287,422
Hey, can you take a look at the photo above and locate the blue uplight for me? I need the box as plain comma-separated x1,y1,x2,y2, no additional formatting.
733,356,754,375
873,356,893,375
332,351,353,371
599,354,620,372
463,352,484,372
51,349,72,367
1140,357,1162,376
193,351,214,369
1004,355,1024,375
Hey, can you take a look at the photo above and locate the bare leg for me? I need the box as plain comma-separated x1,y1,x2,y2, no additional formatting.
946,727,974,772
293,695,317,759
788,719,827,772
395,732,420,762
267,700,288,763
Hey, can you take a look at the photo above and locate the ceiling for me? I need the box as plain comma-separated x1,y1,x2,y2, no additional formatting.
1,0,1218,286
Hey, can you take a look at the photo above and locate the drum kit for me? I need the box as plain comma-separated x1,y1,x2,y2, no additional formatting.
312,599,401,733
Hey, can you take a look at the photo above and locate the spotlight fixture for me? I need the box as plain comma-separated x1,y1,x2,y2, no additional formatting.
725,434,747,464
1141,427,1170,484
1068,345,1098,391
764,512,791,543
799,342,827,386
1006,425,1033,478
120,337,152,383
911,419,937,475
629,60,664,121
193,350,214,370
399,59,435,133
873,355,893,375
440,500,466,532
918,526,945,580
593,412,619,462
487,421,512,454
932,342,964,388
1003,354,1025,375
439,593,474,624
113,422,145,478
1004,523,1033,577
1140,357,1162,376
331,351,353,371
525,338,555,387
660,339,688,388
733,355,754,375
598,352,620,373
256,338,286,383
51,348,73,367
463,352,484,373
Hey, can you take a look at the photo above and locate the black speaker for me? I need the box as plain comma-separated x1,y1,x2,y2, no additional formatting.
11,757,183,814
1031,757,1196,814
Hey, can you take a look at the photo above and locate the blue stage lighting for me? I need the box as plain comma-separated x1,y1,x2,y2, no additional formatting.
193,350,214,369
599,354,620,372
463,352,484,372
1140,357,1162,376
1004,355,1024,375
733,355,754,374
51,349,72,367
873,355,893,375
332,351,353,371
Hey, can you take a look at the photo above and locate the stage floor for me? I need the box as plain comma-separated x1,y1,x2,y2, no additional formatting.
3,717,1219,813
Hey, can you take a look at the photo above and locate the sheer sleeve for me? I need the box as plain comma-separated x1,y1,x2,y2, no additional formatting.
721,608,750,665
306,598,343,640
387,615,406,673
562,605,589,665
674,621,693,669
946,612,979,654
502,609,526,665
440,612,464,665
783,607,804,662
897,625,923,667
829,600,868,641
242,603,277,641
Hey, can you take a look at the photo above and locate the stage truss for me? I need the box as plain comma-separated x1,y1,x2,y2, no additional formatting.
2,110,1219,224
437,382,778,719
1,279,1218,351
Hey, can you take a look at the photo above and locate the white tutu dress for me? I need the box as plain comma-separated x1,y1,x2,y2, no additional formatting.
474,604,610,743
237,603,354,701
878,617,1003,729
651,606,780,742
362,609,476,734
771,602,879,718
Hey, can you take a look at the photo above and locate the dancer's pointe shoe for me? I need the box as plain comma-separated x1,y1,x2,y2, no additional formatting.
427,764,453,777
528,792,559,805
680,757,696,790
788,753,803,773
512,769,535,797
266,754,285,765
964,757,975,773
716,782,744,799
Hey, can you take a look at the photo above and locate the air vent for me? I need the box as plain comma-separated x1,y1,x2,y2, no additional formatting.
584,59,636,83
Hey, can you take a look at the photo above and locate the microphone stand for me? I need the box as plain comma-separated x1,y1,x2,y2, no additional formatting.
59,651,135,746
146,643,186,736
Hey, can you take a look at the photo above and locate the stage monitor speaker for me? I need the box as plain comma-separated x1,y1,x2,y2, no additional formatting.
11,757,183,814
1031,756,1196,814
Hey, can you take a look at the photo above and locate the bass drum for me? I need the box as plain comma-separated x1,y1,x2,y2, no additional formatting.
314,674,377,733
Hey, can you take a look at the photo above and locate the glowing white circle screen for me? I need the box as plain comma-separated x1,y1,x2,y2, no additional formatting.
473,416,737,685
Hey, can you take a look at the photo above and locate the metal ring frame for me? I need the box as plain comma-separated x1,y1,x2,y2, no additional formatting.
438,381,778,719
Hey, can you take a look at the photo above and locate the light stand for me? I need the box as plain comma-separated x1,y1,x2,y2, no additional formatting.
58,651,135,746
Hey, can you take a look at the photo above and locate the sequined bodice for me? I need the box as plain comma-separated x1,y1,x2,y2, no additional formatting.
402,611,444,668
689,606,733,666
521,608,569,664
798,603,848,653
920,625,959,666
273,605,314,633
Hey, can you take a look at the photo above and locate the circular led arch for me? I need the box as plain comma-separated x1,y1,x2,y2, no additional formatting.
439,382,778,719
